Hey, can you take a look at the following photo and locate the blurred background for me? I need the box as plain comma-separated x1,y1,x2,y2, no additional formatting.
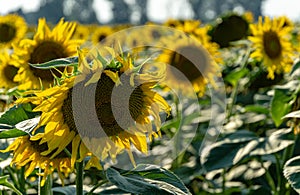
0,0,299,25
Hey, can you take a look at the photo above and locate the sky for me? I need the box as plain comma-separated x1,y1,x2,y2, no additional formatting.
0,0,299,23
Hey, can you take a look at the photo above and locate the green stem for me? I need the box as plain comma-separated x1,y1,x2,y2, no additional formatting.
40,174,52,195
18,167,26,194
76,161,84,195
278,134,297,195
274,154,281,194
226,48,251,122
87,180,108,195
6,167,18,189
261,160,276,193
222,168,226,194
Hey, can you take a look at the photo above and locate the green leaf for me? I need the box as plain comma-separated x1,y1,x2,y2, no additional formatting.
52,185,89,195
201,129,294,172
29,56,78,69
131,164,190,194
0,105,41,139
249,128,294,156
0,175,22,195
0,104,38,125
244,105,269,114
0,129,27,139
201,131,257,172
224,68,249,87
106,165,190,195
106,167,169,195
271,89,293,127
284,156,300,193
291,60,300,78
96,187,134,194
282,110,300,119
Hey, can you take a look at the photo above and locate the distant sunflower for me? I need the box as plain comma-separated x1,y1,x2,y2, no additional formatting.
4,48,170,182
0,14,27,49
0,52,19,89
91,26,114,45
1,136,72,186
157,35,219,96
248,16,294,79
72,23,90,41
12,18,83,90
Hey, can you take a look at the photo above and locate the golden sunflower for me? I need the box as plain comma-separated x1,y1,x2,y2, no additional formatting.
0,51,19,89
1,136,72,186
3,77,101,186
72,23,90,41
3,47,170,183
12,18,83,90
156,34,219,96
248,16,294,79
0,14,27,49
91,25,114,45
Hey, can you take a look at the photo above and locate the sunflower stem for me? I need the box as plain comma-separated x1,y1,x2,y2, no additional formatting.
18,166,26,194
76,161,84,195
226,47,251,122
40,174,53,195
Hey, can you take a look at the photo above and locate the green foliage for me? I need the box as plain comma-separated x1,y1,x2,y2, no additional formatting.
0,104,40,138
0,175,22,195
284,156,300,194
105,165,191,195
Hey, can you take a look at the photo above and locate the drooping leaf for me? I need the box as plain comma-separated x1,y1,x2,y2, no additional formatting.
284,156,300,193
29,56,78,69
282,110,300,119
106,165,191,195
0,104,41,138
224,68,249,87
201,133,257,172
271,88,293,127
0,175,22,195
249,128,294,156
0,129,27,139
106,167,169,195
201,129,294,172
0,104,38,125
52,186,76,195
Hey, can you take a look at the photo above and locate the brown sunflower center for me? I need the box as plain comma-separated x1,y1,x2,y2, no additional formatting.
263,31,282,59
169,46,208,82
98,34,107,42
62,72,145,137
0,23,16,43
3,64,18,83
29,41,68,81
31,138,69,158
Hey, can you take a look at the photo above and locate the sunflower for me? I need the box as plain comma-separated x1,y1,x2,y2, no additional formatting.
72,23,90,41
0,51,19,89
12,18,84,90
248,16,294,79
156,34,219,96
1,136,73,186
0,14,27,49
3,47,170,183
91,25,114,45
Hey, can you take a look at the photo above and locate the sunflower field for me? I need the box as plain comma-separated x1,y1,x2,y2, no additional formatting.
0,10,299,195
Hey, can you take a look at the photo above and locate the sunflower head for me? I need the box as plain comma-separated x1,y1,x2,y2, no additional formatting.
208,12,249,47
156,35,219,96
4,47,170,181
0,51,19,89
12,18,84,90
248,16,294,79
0,14,27,49
91,25,114,45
